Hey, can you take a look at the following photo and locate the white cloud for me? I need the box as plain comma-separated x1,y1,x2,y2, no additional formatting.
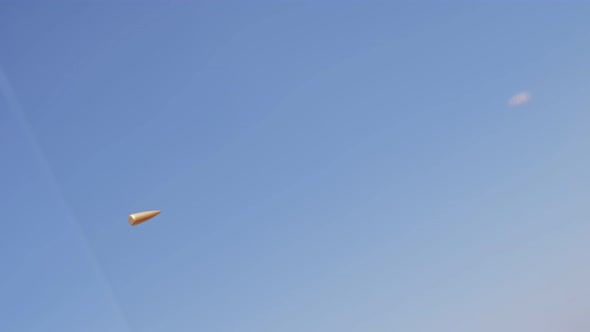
508,92,531,107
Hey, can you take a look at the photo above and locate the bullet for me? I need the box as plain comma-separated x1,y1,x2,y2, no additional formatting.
128,210,161,226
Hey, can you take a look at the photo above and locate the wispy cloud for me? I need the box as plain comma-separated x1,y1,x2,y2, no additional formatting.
508,92,531,107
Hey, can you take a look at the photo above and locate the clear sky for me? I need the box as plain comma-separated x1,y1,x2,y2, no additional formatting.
2,2,590,331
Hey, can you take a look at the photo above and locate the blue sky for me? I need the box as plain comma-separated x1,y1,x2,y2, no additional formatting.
2,2,590,331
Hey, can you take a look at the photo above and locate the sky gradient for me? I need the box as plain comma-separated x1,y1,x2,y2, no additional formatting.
2,2,590,331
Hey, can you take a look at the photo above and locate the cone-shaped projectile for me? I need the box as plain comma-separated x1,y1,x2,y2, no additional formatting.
128,210,161,226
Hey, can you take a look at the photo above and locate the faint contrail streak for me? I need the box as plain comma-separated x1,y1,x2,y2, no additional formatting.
0,67,133,331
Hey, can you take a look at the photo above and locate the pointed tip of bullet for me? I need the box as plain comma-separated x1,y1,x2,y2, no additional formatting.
128,210,161,226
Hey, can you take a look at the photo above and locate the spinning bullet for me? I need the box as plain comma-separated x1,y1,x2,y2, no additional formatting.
128,210,161,226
